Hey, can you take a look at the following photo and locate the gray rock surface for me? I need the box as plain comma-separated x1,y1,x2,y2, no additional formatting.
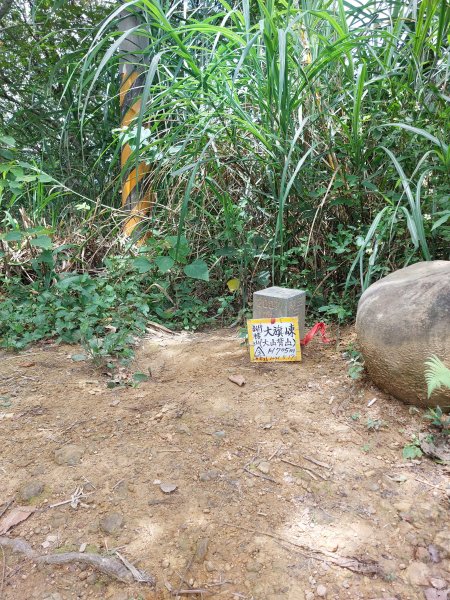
199,470,220,482
195,537,209,562
356,261,450,407
54,444,85,466
19,480,44,501
405,560,431,586
99,512,123,535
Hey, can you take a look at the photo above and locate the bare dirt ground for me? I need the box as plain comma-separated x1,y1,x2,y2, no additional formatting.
1,328,449,600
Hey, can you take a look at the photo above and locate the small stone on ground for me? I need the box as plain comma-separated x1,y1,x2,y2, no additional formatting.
54,444,84,466
99,512,123,535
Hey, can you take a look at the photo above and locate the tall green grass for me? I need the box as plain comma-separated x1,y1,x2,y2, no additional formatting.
2,0,449,314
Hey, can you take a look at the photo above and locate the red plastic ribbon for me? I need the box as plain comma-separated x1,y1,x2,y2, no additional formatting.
301,322,331,346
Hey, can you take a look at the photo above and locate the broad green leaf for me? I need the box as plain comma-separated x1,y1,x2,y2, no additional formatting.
184,259,209,281
0,135,16,147
216,247,236,257
26,227,53,235
155,256,175,273
402,444,422,459
4,231,23,242
133,256,152,273
133,372,149,383
56,274,85,289
0,149,14,160
30,235,52,250
37,172,54,183
432,212,450,231
166,235,189,251
35,250,54,265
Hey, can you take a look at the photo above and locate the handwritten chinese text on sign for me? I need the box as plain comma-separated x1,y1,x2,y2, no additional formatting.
247,317,301,362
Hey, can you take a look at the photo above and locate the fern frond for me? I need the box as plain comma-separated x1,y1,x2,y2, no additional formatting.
424,355,450,398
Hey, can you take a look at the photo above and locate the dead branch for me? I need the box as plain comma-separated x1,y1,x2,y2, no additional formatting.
280,458,328,481
301,455,332,470
171,590,211,597
243,466,279,484
0,536,155,585
115,551,154,584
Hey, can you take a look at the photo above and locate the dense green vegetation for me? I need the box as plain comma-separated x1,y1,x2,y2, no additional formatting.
1,0,449,362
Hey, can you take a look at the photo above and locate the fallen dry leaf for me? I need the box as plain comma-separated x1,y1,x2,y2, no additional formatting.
419,432,450,463
0,506,35,535
19,362,35,368
228,375,246,387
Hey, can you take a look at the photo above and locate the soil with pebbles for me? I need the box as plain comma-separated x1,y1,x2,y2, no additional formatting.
0,328,449,600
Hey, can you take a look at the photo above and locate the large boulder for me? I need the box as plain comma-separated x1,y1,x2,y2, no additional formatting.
356,261,450,408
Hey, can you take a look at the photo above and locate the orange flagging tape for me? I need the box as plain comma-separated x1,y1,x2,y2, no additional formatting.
300,322,331,346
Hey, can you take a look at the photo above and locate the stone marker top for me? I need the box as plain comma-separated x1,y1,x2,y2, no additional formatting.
253,286,305,300
252,286,306,338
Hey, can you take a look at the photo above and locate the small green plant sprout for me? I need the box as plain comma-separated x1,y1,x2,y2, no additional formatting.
424,355,450,398
424,406,450,435
402,436,423,460
366,418,386,431
132,372,150,387
343,343,365,380
351,412,360,421
238,327,249,346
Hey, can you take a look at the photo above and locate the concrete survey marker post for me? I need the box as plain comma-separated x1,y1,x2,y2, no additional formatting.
247,317,301,362
253,286,306,339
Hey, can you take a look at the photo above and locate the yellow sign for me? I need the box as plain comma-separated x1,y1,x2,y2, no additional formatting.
247,317,302,362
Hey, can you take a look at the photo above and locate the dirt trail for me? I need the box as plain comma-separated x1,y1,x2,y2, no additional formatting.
0,328,449,600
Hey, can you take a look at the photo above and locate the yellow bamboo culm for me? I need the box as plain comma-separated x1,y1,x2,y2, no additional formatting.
120,70,152,241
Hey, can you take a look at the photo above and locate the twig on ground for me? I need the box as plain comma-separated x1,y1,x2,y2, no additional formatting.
243,466,279,484
48,486,93,509
115,551,154,584
240,445,257,453
206,579,233,587
0,545,5,600
146,320,178,335
280,459,328,481
301,455,332,470
111,479,124,492
171,590,211,597
0,536,155,585
268,445,283,461
221,522,382,575
61,420,89,434
415,477,446,491
0,499,14,520
81,476,96,490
